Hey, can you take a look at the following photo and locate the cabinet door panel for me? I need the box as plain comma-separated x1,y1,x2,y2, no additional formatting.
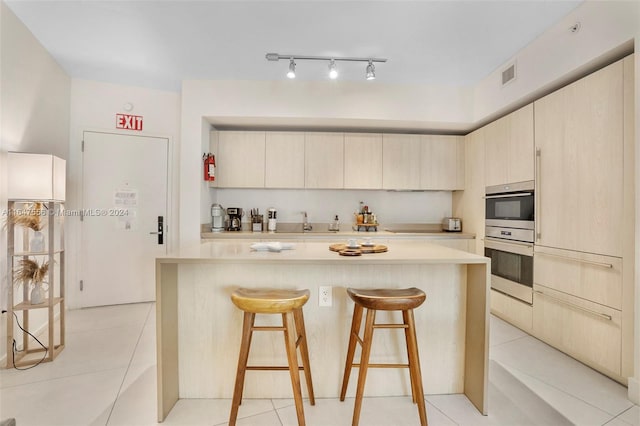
420,135,462,190
217,131,265,188
535,60,623,256
533,287,621,376
484,104,534,187
265,132,305,188
305,132,344,188
574,63,623,256
382,134,421,189
484,118,508,187
490,289,532,333
508,103,534,184
344,133,382,189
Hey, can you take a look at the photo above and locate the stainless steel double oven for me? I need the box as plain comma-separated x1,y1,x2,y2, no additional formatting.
485,181,535,305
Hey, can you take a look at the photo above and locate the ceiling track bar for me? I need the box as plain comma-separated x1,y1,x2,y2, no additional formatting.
266,53,387,63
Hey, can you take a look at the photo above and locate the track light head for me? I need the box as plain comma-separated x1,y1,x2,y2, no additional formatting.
287,58,296,79
366,60,376,80
328,59,338,79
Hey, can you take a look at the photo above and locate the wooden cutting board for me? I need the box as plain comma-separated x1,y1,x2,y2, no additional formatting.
329,243,388,255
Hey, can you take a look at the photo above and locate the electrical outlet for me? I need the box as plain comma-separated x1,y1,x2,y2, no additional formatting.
319,286,332,307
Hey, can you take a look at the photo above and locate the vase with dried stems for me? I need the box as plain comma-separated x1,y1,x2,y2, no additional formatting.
6,201,47,252
14,258,49,305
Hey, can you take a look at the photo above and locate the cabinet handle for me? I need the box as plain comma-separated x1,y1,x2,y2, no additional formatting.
535,251,613,269
535,148,541,241
534,290,612,321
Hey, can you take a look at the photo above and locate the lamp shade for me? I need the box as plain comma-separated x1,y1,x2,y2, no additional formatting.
8,152,66,201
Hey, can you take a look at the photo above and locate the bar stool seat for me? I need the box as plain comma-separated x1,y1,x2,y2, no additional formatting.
231,288,311,313
340,287,428,426
346,287,426,311
229,288,315,426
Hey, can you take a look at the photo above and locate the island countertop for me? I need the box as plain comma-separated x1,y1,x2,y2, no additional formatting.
156,240,490,422
158,240,487,264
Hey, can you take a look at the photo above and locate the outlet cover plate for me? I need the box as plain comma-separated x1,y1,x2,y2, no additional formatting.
319,286,332,307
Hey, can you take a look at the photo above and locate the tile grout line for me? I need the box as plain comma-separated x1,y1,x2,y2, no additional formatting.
495,359,631,419
489,333,530,350
424,396,461,425
271,398,285,426
600,405,638,426
103,302,154,425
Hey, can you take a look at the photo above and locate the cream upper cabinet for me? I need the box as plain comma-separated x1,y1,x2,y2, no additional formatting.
344,133,383,189
420,135,464,190
265,132,305,188
305,132,344,189
217,131,266,188
534,59,623,257
484,103,534,187
382,134,421,189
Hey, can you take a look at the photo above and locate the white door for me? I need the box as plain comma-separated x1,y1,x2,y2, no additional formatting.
81,131,168,307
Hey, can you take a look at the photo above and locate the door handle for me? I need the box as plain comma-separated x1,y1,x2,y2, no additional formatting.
149,216,164,244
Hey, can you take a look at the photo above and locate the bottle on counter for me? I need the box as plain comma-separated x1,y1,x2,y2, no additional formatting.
331,215,340,231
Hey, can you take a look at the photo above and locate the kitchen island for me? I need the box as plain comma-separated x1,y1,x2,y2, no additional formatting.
156,240,490,422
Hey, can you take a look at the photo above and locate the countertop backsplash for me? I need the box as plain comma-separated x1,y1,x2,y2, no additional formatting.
205,188,453,227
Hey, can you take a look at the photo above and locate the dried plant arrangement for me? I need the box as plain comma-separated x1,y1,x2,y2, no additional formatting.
5,202,46,232
14,258,49,286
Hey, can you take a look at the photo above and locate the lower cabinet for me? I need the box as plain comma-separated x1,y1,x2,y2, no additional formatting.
534,246,622,309
490,289,532,333
532,285,622,379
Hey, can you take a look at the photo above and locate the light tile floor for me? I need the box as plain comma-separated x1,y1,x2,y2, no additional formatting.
1,302,638,425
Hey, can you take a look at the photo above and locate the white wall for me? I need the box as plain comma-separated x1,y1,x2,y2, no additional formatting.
473,1,639,125
68,79,180,309
0,1,70,362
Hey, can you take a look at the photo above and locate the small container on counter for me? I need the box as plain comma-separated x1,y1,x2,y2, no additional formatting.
252,214,263,232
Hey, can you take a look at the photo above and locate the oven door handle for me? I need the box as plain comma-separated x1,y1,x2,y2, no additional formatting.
485,237,533,249
485,192,533,199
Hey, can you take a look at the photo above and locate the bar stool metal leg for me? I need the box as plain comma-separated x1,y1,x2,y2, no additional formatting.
340,303,364,401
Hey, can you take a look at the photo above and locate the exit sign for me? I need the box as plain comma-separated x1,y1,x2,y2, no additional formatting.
116,113,143,131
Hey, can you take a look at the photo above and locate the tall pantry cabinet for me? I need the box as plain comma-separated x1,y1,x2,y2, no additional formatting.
532,55,634,382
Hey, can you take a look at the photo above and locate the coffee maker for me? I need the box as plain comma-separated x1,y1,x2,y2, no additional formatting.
211,204,224,232
226,207,243,231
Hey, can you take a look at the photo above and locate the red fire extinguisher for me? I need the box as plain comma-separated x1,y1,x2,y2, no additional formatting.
203,153,215,181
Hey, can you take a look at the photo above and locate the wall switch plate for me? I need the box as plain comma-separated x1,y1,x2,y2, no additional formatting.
319,286,332,307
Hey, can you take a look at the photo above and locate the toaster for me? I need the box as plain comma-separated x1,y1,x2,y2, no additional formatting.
442,217,462,232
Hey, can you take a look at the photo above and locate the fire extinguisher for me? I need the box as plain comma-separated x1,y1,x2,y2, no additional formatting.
203,153,215,181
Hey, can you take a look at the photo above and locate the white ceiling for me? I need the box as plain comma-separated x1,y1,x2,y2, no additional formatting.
6,0,583,92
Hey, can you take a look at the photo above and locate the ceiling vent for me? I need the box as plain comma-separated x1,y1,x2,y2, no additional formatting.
502,63,516,86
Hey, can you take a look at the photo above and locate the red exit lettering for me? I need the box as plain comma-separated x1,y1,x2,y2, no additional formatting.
116,113,143,131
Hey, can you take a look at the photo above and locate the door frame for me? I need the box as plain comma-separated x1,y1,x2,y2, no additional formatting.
75,129,175,307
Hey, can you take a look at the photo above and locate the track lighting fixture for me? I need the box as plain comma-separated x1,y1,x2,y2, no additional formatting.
266,53,387,80
366,60,375,80
287,58,296,79
328,59,338,79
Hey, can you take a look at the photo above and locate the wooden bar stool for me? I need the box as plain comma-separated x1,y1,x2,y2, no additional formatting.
229,288,315,426
340,287,428,426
